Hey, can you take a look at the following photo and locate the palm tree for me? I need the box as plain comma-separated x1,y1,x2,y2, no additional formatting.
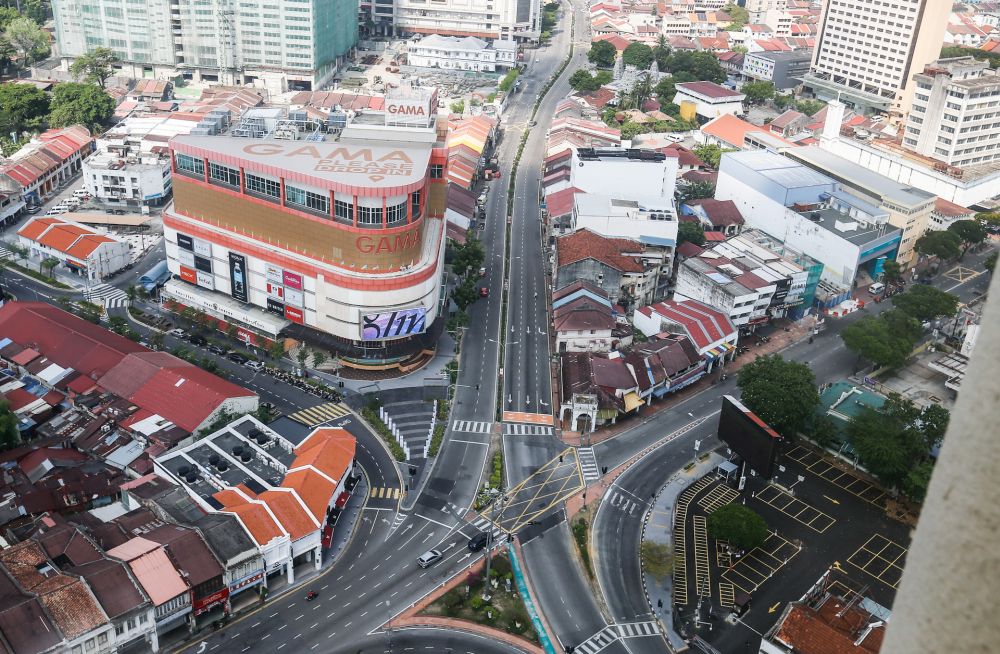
125,285,138,303
40,256,58,276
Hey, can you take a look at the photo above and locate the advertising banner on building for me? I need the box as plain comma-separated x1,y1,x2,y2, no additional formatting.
361,307,427,340
229,252,249,303
177,233,194,251
266,282,284,300
282,270,303,290
284,305,304,324
284,287,303,307
265,263,283,284
179,266,197,284
177,250,195,268
194,255,212,274
193,238,212,258
266,297,285,316
196,270,215,290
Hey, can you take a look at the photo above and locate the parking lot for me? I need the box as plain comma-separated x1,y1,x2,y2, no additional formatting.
674,443,912,653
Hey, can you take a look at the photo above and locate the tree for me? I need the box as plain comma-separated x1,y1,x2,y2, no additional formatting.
498,69,519,92
692,143,734,169
569,68,602,92
891,285,959,323
805,414,840,448
451,238,485,277
587,40,617,68
7,243,28,266
707,504,769,551
107,315,128,336
677,220,706,247
22,0,47,25
741,80,775,105
662,51,726,84
915,229,961,261
149,332,164,351
678,181,716,203
452,277,480,310
794,98,826,116
653,34,671,71
947,219,987,257
919,403,950,452
622,42,654,70
841,310,921,369
737,355,820,437
881,259,903,285
0,399,19,450
4,17,48,66
449,100,465,114
0,83,49,133
40,255,58,277
268,340,286,360
985,251,998,273
125,284,138,303
640,540,674,581
903,461,934,503
653,77,675,103
48,82,114,131
312,349,327,369
847,406,925,488
296,347,310,370
722,3,749,30
69,47,119,88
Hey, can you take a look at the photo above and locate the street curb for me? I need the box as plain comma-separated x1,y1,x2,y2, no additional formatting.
512,538,559,653
1,259,76,291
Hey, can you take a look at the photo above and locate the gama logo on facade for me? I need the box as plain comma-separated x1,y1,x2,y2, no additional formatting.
241,143,414,181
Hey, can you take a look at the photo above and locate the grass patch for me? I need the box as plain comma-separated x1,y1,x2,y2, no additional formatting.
5,261,71,288
474,450,505,509
420,553,539,645
361,403,407,461
572,517,594,579
429,422,446,457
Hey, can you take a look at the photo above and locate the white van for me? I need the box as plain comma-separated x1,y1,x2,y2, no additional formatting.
72,189,91,199
665,133,685,144
62,197,81,209
868,282,885,295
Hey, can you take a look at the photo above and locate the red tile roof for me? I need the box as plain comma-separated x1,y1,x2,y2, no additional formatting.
684,198,745,227
18,218,117,261
700,113,763,149
772,599,884,654
556,229,645,273
675,81,743,100
638,299,736,350
124,363,255,433
934,197,974,218
258,490,317,541
546,186,583,218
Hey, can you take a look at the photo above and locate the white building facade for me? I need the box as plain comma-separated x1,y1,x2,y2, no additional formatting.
406,35,517,72
394,0,542,41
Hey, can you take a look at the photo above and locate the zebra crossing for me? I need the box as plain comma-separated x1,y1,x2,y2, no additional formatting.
573,621,662,654
369,487,403,500
503,423,554,436
451,420,492,434
84,283,129,309
289,402,351,427
577,446,601,485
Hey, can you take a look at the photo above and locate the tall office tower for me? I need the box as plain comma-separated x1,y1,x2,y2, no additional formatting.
803,0,949,118
904,57,1000,168
52,0,358,91
393,0,542,41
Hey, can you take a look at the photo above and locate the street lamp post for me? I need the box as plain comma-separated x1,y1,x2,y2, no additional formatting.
483,487,506,602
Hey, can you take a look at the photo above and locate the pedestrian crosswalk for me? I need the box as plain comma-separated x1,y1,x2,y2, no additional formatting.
452,420,492,433
289,402,351,427
369,487,403,500
503,423,554,436
578,446,601,485
573,621,661,654
84,283,129,309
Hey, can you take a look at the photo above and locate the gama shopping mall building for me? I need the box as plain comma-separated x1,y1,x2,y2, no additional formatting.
161,94,456,375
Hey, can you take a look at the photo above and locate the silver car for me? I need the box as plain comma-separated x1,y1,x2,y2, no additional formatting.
417,549,442,569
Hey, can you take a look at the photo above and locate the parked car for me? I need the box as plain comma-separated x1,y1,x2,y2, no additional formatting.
207,344,228,355
62,198,81,209
245,360,265,371
73,189,91,199
228,352,248,364
417,549,443,569
169,328,187,338
479,287,489,297
188,334,207,346
478,267,487,277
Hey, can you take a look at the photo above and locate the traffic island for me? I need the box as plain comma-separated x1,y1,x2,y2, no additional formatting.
419,552,539,646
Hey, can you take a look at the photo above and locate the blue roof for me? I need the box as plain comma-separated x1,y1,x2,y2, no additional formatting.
640,236,677,247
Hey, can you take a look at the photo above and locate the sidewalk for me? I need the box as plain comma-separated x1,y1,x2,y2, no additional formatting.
642,454,723,652
559,317,813,447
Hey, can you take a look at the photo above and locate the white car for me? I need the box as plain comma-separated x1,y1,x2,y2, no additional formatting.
73,189,91,199
169,328,187,338
245,360,266,371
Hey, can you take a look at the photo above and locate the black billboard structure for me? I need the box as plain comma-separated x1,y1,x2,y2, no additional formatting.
229,252,248,303
717,395,782,478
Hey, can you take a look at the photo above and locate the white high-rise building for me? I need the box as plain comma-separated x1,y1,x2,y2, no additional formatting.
905,57,1000,169
393,0,542,41
803,0,949,118
52,0,358,91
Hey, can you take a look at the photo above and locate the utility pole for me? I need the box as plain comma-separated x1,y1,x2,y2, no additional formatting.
483,487,506,601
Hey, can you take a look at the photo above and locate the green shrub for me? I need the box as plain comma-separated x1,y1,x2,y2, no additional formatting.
572,518,593,578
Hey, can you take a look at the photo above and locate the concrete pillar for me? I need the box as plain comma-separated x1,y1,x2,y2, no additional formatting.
149,628,160,653
314,547,322,570
881,273,1000,653
285,561,294,585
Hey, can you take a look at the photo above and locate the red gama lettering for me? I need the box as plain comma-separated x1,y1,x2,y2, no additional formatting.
356,232,421,254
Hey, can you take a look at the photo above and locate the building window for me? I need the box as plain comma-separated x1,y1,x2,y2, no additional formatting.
175,153,204,176
245,173,281,199
358,204,383,226
335,198,352,222
385,200,407,225
209,162,240,187
286,185,329,213
411,190,421,218
430,164,443,179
